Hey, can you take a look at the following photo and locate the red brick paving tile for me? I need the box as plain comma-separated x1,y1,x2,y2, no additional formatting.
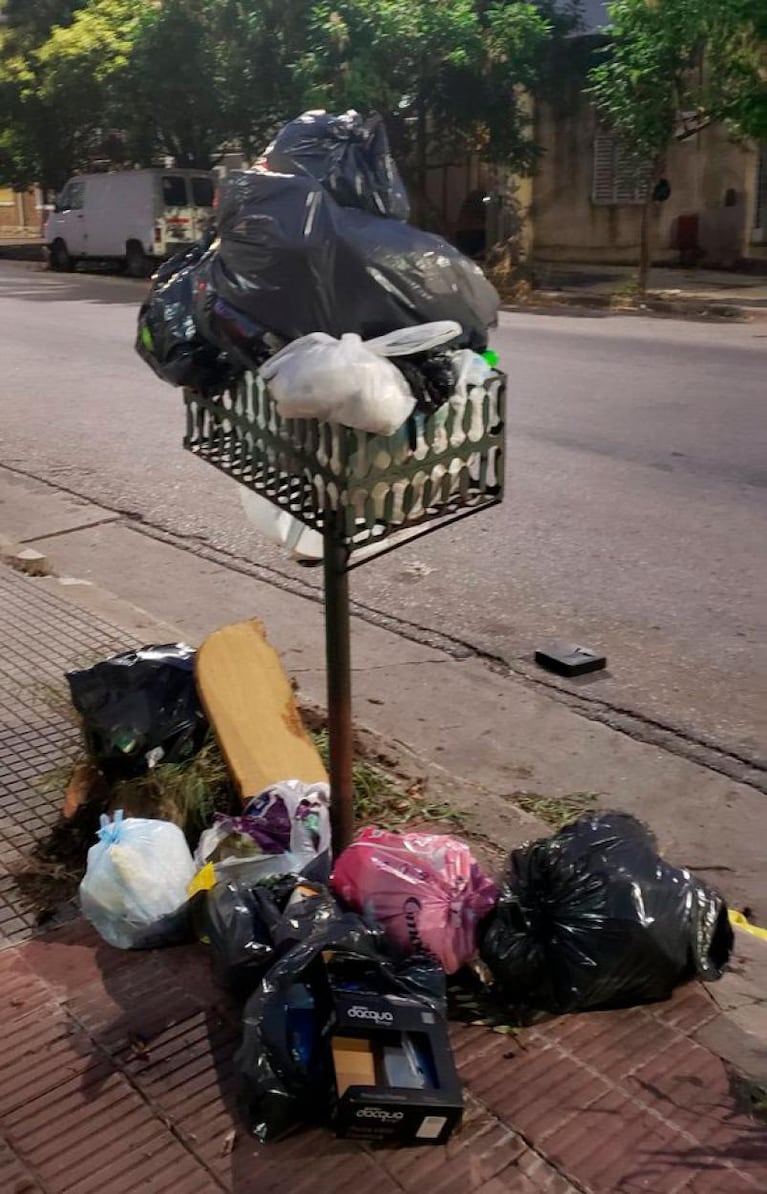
627,1037,767,1176
507,1148,579,1194
450,1023,519,1072
465,1037,611,1143
237,1145,402,1194
0,1137,45,1194
158,942,228,1012
64,956,206,1053
534,1006,639,1047
684,1165,766,1193
5,1061,217,1194
0,1012,107,1118
461,1034,555,1094
532,1009,682,1083
18,920,136,993
645,984,719,1035
480,1176,538,1194
0,947,56,1026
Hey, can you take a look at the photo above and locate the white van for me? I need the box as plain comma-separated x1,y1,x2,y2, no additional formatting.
44,168,216,276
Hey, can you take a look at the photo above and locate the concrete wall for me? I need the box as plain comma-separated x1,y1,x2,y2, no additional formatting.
532,88,760,267
0,188,41,235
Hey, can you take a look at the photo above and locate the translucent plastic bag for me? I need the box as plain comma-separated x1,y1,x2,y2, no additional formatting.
196,781,331,873
260,333,415,435
239,490,324,562
331,828,499,974
80,812,196,950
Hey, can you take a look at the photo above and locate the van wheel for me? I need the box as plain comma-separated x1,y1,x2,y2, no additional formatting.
126,241,151,278
50,239,73,272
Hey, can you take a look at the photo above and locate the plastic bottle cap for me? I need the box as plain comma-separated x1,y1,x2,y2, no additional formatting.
482,349,499,368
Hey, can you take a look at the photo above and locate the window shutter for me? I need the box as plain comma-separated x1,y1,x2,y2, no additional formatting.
592,133,650,205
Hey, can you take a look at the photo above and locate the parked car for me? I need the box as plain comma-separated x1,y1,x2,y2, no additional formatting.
43,169,216,276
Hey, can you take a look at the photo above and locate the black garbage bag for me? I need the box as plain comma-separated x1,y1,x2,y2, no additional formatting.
211,170,498,351
204,876,339,999
264,110,410,221
135,240,235,393
66,644,208,780
480,812,733,1015
195,288,283,373
236,909,445,1142
392,350,456,415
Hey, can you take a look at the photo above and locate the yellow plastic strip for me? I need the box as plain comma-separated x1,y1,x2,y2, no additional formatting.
729,910,767,942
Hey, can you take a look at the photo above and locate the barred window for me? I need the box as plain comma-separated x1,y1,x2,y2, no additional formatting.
592,133,650,205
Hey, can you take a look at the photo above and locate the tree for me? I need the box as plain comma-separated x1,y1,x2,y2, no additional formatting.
0,0,139,193
296,1,570,224
0,0,574,216
588,0,767,295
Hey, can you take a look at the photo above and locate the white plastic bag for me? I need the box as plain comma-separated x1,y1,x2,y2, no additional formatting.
239,490,325,561
260,333,416,435
80,811,196,950
365,321,462,357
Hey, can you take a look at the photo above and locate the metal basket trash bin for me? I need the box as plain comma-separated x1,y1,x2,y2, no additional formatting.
184,371,506,850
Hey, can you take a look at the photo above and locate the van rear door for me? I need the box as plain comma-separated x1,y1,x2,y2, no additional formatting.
159,173,196,253
190,175,215,239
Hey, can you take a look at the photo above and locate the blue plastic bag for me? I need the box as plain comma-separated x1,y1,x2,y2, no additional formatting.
80,811,196,950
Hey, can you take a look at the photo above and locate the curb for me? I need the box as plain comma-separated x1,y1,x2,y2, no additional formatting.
504,290,767,322
0,535,51,576
0,242,44,263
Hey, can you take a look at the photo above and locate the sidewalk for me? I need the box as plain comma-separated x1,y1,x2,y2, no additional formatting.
528,262,767,319
1,521,766,1188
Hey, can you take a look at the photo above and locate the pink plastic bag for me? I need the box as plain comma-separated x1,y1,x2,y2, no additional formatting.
331,827,498,974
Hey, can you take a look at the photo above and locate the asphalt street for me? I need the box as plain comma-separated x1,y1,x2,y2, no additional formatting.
1,260,765,773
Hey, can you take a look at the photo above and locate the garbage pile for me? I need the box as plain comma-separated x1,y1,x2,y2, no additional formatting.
135,110,500,435
67,644,735,1148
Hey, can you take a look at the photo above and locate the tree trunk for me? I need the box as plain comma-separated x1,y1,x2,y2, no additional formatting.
638,195,652,298
415,87,428,228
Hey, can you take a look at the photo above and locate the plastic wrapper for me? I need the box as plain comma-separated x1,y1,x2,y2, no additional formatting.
331,828,499,974
260,332,416,435
200,295,279,372
264,109,410,221
237,907,445,1141
204,875,338,998
210,170,498,351
66,644,208,780
480,812,734,1014
196,781,331,874
80,812,196,950
135,242,234,393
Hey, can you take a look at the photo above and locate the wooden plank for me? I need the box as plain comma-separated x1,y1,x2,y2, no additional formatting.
195,619,327,805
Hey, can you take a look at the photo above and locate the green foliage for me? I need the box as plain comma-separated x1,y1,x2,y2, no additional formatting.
0,0,574,199
588,0,767,164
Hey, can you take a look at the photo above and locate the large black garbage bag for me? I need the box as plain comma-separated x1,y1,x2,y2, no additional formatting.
204,876,339,1000
66,644,208,780
135,240,235,393
236,909,445,1141
264,109,410,221
480,812,733,1014
211,170,498,350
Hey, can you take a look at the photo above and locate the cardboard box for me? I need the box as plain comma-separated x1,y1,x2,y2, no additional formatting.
330,988,463,1146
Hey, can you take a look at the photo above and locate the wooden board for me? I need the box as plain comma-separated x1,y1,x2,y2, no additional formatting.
195,619,327,805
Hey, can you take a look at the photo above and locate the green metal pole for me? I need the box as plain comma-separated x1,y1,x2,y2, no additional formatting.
323,513,355,855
